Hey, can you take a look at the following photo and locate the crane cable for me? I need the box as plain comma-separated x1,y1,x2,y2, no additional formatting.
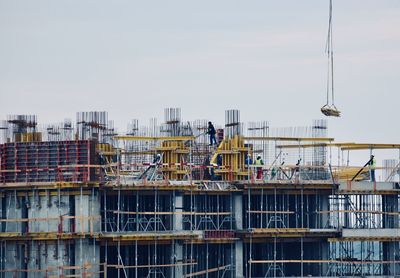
326,0,334,107
321,0,341,117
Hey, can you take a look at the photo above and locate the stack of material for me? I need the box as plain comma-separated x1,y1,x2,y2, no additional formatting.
321,105,341,117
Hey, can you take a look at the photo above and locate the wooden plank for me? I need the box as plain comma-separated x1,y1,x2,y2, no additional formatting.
113,136,195,141
112,211,231,216
107,262,197,269
244,137,334,142
247,210,294,214
183,264,230,277
251,228,308,233
317,210,400,215
0,215,99,223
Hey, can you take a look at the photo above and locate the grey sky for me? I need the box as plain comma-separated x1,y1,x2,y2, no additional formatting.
1,0,399,145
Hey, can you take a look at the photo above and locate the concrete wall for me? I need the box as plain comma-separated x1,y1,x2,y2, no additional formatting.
339,181,398,192
2,195,23,233
28,195,70,233
74,239,100,277
342,228,400,238
26,241,71,278
3,242,23,278
2,240,99,278
75,192,101,234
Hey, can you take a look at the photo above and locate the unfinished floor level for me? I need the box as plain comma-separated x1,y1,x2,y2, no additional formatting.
1,109,400,277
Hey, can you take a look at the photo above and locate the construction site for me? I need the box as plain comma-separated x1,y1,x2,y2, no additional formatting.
0,108,399,277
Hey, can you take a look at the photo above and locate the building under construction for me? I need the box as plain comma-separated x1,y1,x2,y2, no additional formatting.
0,108,399,277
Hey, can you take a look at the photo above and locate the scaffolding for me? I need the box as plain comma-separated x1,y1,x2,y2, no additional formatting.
0,108,400,277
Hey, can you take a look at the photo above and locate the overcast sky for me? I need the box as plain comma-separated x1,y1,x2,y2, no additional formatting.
1,0,399,145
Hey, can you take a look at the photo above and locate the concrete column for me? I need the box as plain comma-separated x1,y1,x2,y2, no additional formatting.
383,195,399,228
75,190,100,234
173,193,183,231
383,195,400,275
234,192,244,277
235,241,244,278
234,193,243,230
321,194,330,229
1,194,5,232
344,196,350,228
383,241,400,276
4,193,22,233
171,241,183,278
74,239,100,278
320,241,330,276
171,193,183,278
4,243,22,278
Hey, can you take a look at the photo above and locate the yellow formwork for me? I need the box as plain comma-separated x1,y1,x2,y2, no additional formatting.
14,132,42,142
158,140,190,180
211,135,251,181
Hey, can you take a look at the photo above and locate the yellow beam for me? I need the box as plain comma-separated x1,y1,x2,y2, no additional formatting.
113,136,195,141
276,142,400,150
277,142,355,149
244,136,334,142
341,144,400,150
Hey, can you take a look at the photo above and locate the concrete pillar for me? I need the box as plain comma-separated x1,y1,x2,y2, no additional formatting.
74,239,100,277
171,241,183,278
383,195,399,228
233,192,244,277
4,243,21,278
75,190,100,234
383,241,400,276
320,241,330,276
170,192,184,278
4,193,22,233
173,193,183,231
234,193,243,230
321,194,330,229
1,194,5,232
383,194,400,275
235,241,244,278
344,196,350,228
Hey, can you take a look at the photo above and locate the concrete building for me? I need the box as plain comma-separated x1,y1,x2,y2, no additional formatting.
0,109,399,277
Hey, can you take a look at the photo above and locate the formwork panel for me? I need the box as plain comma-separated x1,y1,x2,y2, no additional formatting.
0,140,97,183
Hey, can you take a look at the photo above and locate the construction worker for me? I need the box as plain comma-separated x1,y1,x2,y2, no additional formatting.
245,153,252,168
270,167,277,180
255,155,264,180
153,153,161,164
245,153,253,180
290,158,301,180
207,121,217,146
203,156,211,180
370,155,376,182
210,162,218,180
216,154,223,167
